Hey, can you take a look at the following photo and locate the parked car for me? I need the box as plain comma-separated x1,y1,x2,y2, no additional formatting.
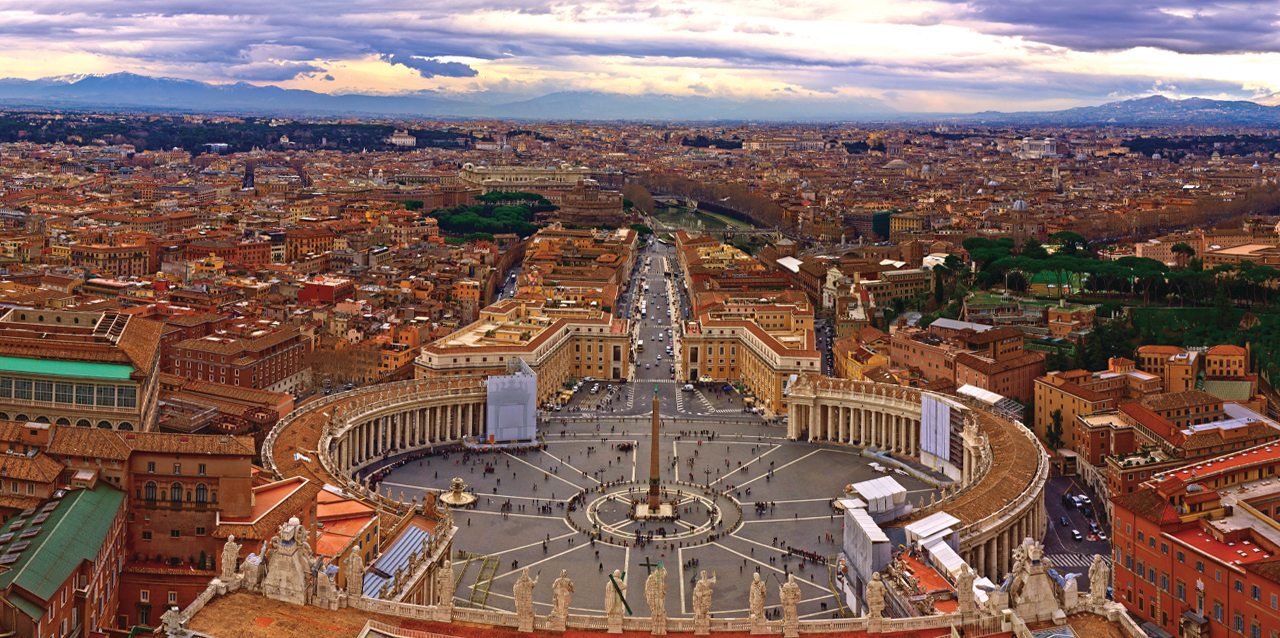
1071,529,1083,542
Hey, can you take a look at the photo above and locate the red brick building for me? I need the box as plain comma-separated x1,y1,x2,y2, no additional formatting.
1112,444,1280,638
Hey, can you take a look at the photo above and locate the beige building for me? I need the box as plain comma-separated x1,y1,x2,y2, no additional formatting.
414,293,631,406
680,291,820,413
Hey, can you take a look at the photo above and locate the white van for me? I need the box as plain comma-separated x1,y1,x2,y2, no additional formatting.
682,384,695,392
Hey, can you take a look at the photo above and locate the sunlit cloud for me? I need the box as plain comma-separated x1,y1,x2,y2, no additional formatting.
0,0,1275,111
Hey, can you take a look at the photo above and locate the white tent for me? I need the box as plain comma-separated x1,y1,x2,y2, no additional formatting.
848,476,907,513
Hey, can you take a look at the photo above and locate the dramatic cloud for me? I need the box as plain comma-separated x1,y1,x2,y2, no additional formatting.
0,0,1275,111
379,54,479,78
942,1,1280,55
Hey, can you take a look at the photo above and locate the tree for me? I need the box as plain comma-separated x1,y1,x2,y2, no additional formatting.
1048,409,1064,449
1170,242,1195,269
630,223,654,236
1050,231,1088,257
1019,238,1050,260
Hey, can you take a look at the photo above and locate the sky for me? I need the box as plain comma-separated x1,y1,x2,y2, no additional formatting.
1,0,1279,112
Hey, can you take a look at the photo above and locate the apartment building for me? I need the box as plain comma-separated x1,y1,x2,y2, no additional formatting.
1034,357,1163,446
1111,444,1280,638
681,291,820,413
169,320,312,395
415,293,631,406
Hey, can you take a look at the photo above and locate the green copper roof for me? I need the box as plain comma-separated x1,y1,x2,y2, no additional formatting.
0,356,132,381
0,484,126,614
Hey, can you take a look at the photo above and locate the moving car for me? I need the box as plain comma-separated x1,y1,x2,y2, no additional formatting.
1060,516,1069,526
1071,529,1083,542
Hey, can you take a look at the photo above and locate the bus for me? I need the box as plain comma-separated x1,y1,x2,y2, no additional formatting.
640,301,647,317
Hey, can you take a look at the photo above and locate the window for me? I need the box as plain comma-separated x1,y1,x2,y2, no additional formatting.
140,590,149,602
147,462,155,473
13,379,31,401
75,384,94,406
54,383,72,404
198,464,206,476
1161,574,1168,592
170,483,182,502
173,464,181,475
1236,580,1244,593
170,530,180,539
1138,531,1145,543
196,526,206,536
195,484,207,503
1253,585,1262,601
33,380,51,402
1213,602,1223,622
144,482,156,500
1176,581,1186,601
1161,543,1169,554
1235,614,1244,633
0,377,10,398
1177,551,1185,563
142,531,152,541
168,591,177,605
96,385,115,407
1196,560,1204,573
117,386,136,409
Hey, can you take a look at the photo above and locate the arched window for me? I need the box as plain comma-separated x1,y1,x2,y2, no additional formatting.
34,416,49,423
97,421,112,429
170,483,182,502
117,422,134,431
0,413,8,421
55,418,70,426
13,415,27,422
144,481,157,501
76,419,91,428
195,484,208,503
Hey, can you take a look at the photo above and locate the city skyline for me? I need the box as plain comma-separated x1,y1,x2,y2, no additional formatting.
2,0,1278,113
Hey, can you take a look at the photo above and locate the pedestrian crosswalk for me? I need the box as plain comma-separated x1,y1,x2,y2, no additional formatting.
1046,553,1112,570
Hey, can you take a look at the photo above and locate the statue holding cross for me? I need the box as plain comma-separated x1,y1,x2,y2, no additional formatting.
606,569,628,634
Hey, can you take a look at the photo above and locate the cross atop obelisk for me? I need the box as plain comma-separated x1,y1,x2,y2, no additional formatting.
648,385,661,509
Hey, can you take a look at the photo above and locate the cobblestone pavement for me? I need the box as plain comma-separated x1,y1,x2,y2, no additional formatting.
373,418,941,620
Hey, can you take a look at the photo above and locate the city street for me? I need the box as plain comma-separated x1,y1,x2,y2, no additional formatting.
1041,476,1112,589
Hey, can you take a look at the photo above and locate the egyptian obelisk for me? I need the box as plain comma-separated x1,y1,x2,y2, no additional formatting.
648,386,661,509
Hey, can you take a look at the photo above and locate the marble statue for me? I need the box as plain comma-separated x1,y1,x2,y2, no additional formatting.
606,569,627,634
749,572,766,621
220,535,240,580
345,546,365,597
314,560,340,610
261,516,315,605
646,565,667,635
552,569,575,618
514,568,539,632
160,606,186,637
1089,555,1110,605
866,573,886,618
437,559,456,607
780,574,801,638
693,571,716,635
749,571,767,634
956,563,975,612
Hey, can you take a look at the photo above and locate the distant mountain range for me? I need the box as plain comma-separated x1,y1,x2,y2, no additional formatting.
0,73,896,121
0,73,1276,124
961,95,1280,126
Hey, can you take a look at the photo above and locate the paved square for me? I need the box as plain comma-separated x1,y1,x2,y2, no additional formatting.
370,418,940,622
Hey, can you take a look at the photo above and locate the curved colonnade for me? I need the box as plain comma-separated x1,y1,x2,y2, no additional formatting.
785,375,1049,584
262,377,488,492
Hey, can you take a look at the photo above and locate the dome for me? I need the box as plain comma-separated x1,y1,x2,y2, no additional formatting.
1012,200,1028,211
987,180,999,186
1152,153,1161,160
883,159,911,170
